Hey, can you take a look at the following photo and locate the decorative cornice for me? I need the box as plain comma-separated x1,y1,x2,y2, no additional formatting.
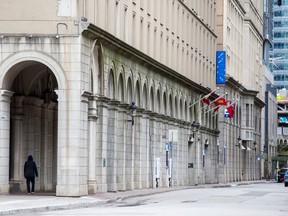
244,19,264,42
225,76,265,106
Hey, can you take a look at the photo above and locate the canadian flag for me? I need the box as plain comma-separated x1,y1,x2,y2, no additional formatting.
226,104,235,118
201,91,216,106
202,97,210,106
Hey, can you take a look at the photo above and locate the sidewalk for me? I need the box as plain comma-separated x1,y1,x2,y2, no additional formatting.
0,180,271,215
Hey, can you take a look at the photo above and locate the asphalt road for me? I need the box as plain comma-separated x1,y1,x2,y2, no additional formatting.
18,182,288,216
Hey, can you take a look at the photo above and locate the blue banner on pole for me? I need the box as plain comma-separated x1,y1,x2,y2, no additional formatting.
216,51,226,85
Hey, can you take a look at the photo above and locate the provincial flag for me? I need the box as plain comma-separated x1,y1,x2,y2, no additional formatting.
214,97,227,106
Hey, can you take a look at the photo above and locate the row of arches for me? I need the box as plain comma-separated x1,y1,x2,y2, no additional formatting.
105,61,216,127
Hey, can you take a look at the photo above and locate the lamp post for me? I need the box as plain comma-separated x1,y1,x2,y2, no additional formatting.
191,121,200,129
127,102,137,126
253,141,257,179
235,136,242,147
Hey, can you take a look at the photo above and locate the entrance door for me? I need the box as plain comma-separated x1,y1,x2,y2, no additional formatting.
8,62,58,193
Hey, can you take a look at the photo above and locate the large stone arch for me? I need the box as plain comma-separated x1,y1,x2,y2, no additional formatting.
0,50,76,196
0,50,66,90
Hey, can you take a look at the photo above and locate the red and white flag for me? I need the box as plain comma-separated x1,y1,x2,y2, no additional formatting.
226,104,235,118
202,96,211,106
190,88,218,108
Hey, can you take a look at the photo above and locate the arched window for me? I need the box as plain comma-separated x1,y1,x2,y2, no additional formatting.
135,81,140,107
174,97,178,119
169,94,173,117
108,69,115,99
127,77,133,104
118,74,124,102
163,92,167,115
150,87,154,112
143,84,148,109
184,101,188,121
179,99,183,120
156,90,161,114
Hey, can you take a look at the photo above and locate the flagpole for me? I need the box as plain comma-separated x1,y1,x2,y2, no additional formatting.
212,111,219,117
202,93,229,113
213,100,238,117
205,104,221,114
189,87,219,108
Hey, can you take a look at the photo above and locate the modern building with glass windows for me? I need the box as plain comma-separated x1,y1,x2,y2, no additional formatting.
272,0,288,170
271,0,288,89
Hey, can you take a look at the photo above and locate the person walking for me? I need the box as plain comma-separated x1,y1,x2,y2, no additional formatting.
24,155,38,194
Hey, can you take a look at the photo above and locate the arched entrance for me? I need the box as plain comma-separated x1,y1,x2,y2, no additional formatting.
0,51,67,195
9,61,58,193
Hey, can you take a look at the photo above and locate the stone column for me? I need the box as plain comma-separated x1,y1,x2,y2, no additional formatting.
41,102,57,192
170,120,179,186
141,110,151,189
55,89,88,196
126,105,135,190
134,108,144,189
95,97,109,193
107,100,119,192
149,113,157,188
88,95,98,194
117,103,128,191
0,90,14,195
9,96,24,193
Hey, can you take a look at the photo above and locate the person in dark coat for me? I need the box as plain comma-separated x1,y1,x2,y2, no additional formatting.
24,155,38,194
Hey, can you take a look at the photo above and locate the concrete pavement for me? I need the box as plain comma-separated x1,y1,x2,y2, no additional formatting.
0,180,272,215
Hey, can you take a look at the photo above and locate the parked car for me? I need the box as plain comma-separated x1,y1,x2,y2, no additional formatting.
278,168,288,183
284,170,288,187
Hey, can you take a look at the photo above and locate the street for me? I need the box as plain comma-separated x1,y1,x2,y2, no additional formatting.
17,182,288,216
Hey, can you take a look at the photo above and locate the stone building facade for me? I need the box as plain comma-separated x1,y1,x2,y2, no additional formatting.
216,0,265,183
0,0,265,197
0,0,219,196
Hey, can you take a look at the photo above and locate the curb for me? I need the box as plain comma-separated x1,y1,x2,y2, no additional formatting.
0,200,110,215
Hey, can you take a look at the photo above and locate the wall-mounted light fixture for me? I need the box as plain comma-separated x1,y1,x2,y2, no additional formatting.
191,121,200,130
188,133,194,143
235,136,245,150
235,136,241,147
127,102,137,126
205,139,209,146
56,23,68,39
253,141,257,151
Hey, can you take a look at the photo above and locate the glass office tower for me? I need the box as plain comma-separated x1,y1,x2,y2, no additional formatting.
271,0,288,89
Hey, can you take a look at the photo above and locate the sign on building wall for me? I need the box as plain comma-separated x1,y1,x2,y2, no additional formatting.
168,130,178,142
216,51,226,85
57,0,77,17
